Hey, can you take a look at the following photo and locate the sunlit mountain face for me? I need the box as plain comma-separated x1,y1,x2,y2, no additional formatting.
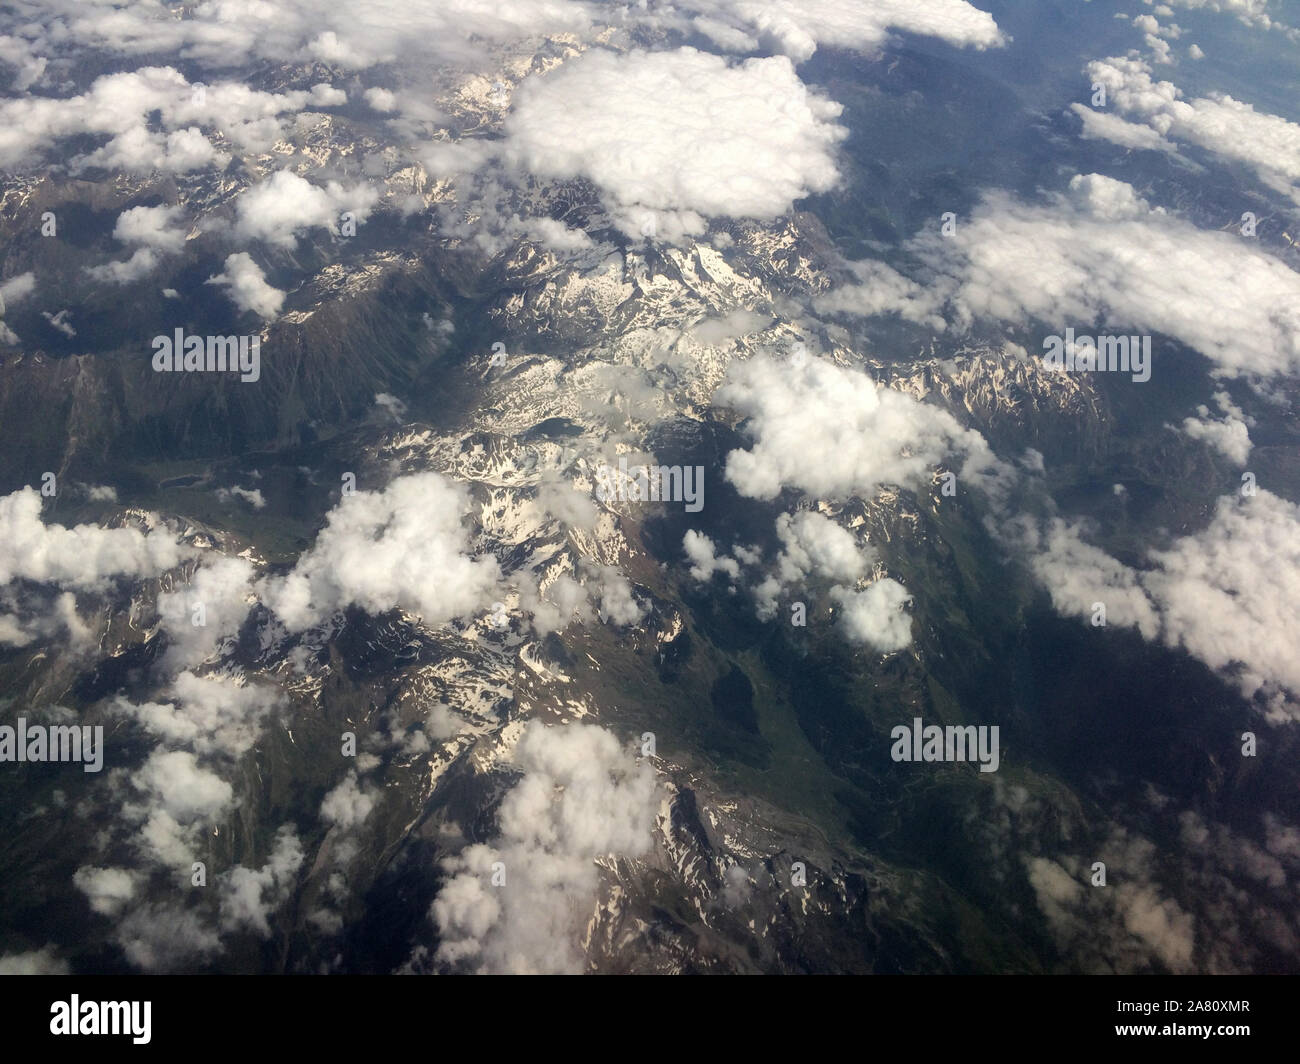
1,0,1299,976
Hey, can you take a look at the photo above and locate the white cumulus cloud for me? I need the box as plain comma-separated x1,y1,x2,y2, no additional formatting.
432,722,657,973
261,472,502,633
504,48,846,240
206,252,285,319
